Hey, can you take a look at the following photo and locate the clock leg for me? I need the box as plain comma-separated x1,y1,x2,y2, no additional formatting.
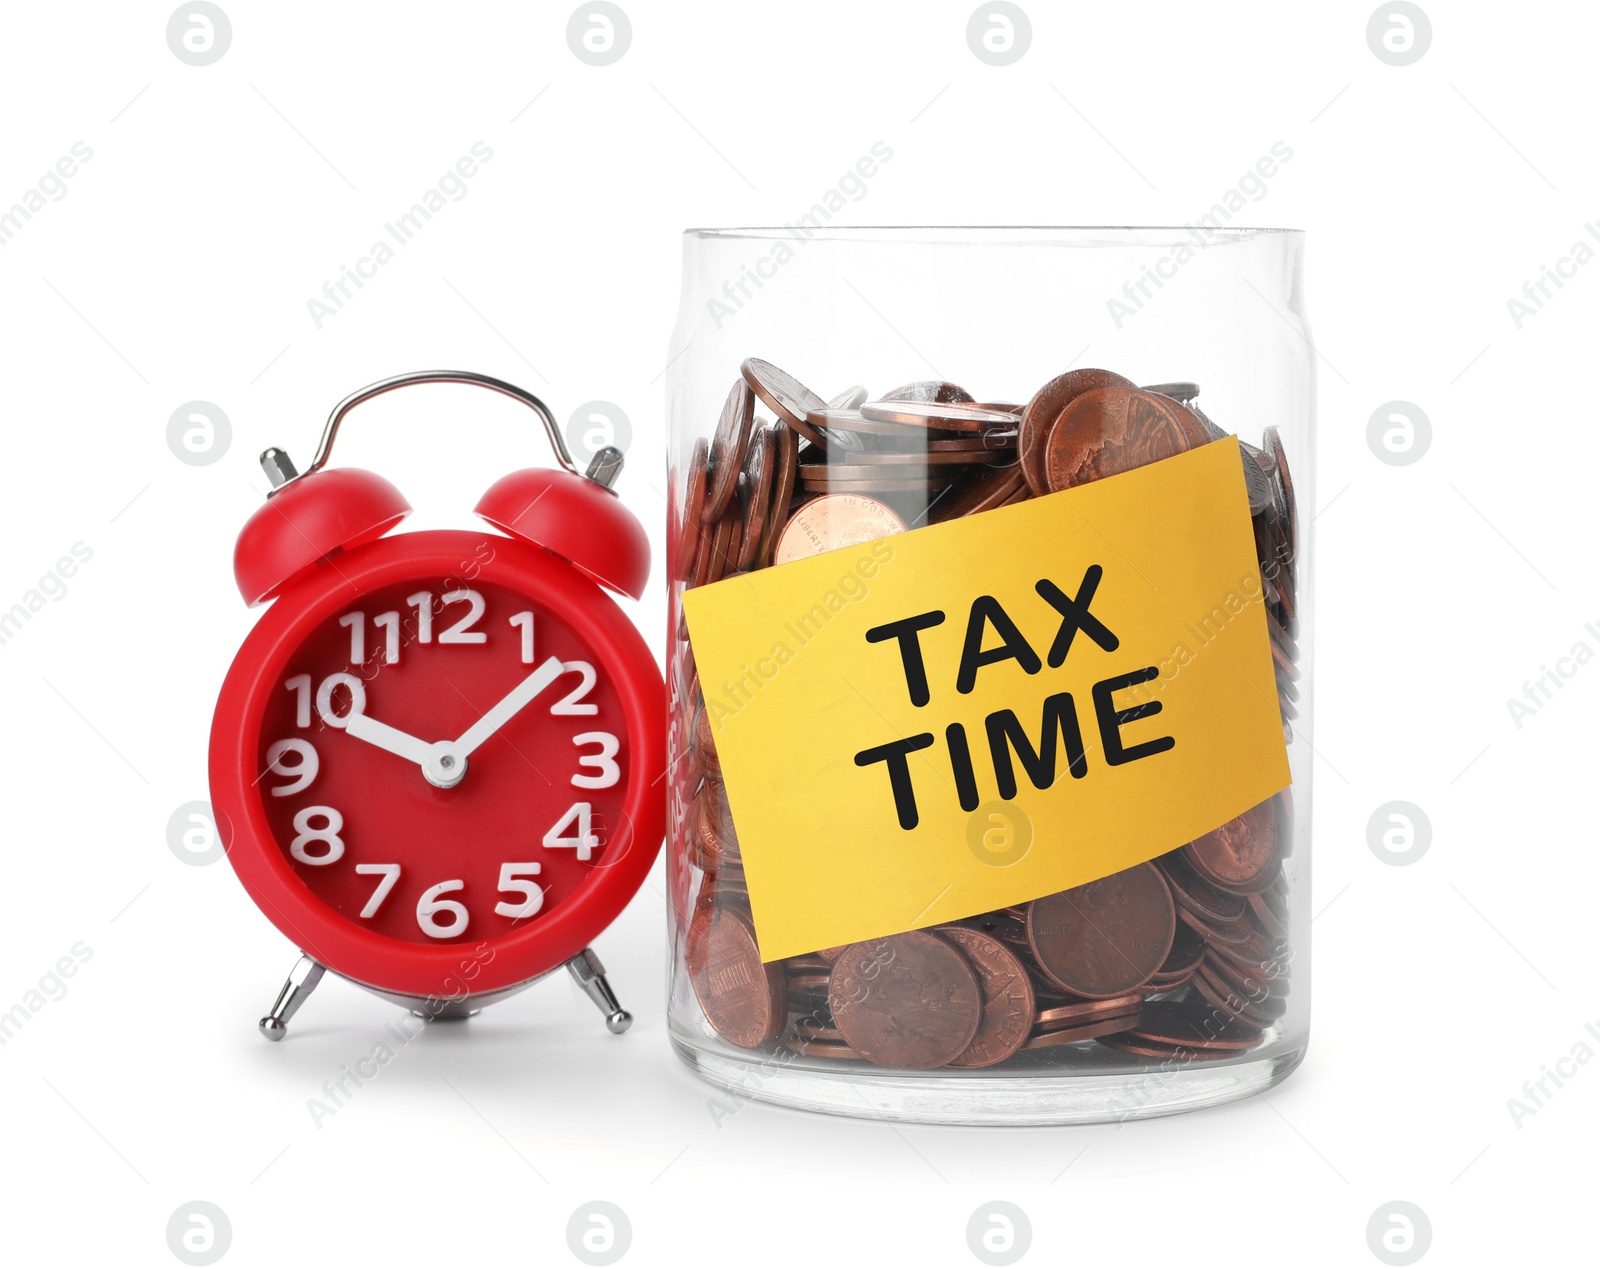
566,947,632,1035
258,953,327,1041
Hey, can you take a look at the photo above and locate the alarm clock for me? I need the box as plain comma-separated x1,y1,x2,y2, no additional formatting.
208,371,665,1040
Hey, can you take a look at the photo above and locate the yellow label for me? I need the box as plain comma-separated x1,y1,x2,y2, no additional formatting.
682,439,1291,961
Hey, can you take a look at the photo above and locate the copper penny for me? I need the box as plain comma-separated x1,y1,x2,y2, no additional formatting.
705,379,755,523
1237,439,1275,514
1042,385,1210,492
1034,991,1143,1027
703,514,741,583
1025,862,1176,999
1141,381,1200,403
1022,1013,1140,1049
773,493,906,564
1125,1000,1265,1052
1148,922,1207,984
1246,893,1287,943
1158,851,1247,923
1183,800,1278,891
804,445,1006,467
881,380,975,404
928,464,1025,523
1264,425,1298,565
686,904,787,1049
796,470,951,493
755,421,800,568
736,424,776,571
1191,966,1278,1029
938,926,1037,1069
741,357,830,447
859,400,1023,433
674,438,710,582
828,931,983,1070
1018,368,1135,496
787,1037,864,1060
826,385,869,411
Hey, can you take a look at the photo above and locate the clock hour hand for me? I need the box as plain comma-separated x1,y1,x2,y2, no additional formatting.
452,656,567,759
344,710,435,768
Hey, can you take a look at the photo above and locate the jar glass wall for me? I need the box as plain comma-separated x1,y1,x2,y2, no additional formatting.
664,227,1312,1125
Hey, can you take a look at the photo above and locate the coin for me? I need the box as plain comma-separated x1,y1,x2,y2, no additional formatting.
787,1037,864,1060
1264,426,1298,565
938,926,1037,1069
703,514,739,584
1147,922,1207,989
1237,439,1275,514
1026,862,1176,998
742,357,830,446
796,469,953,492
705,379,755,523
800,445,999,468
1157,851,1247,924
881,380,975,404
1043,386,1211,492
1183,800,1278,891
1019,368,1135,496
826,385,869,411
1142,381,1201,403
1022,1013,1141,1049
1033,991,1144,1027
1191,964,1278,1028
1247,891,1287,942
773,493,907,564
828,931,984,1070
686,904,787,1049
927,464,1026,523
737,424,776,571
859,400,1024,433
675,438,710,582
1116,999,1264,1051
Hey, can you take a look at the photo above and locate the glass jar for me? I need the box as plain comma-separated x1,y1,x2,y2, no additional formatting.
664,227,1312,1125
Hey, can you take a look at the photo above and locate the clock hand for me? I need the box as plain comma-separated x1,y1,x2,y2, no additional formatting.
345,710,435,768
452,656,567,760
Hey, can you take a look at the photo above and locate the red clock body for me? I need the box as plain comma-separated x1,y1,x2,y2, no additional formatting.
209,529,665,1003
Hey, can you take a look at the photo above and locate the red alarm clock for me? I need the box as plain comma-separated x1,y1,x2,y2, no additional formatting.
209,371,665,1040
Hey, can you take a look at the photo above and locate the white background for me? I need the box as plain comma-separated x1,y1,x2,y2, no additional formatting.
0,2,1593,1265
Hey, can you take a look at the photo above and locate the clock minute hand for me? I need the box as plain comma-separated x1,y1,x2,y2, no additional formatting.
345,711,435,768
452,656,567,759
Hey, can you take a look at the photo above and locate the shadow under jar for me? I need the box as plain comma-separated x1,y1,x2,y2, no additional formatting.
664,227,1313,1125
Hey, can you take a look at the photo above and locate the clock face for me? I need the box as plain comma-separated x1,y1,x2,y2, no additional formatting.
254,572,632,948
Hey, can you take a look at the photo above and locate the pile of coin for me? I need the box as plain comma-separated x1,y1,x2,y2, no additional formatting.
671,358,1300,1071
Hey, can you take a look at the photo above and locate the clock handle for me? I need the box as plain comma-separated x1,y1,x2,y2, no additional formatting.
262,370,621,492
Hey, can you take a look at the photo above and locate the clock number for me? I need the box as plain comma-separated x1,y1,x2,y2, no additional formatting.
551,662,599,715
290,806,345,865
338,611,365,664
417,879,469,938
571,732,621,789
406,591,433,644
315,672,367,728
438,589,487,643
285,673,312,728
354,863,401,918
494,863,545,919
372,611,401,664
265,738,319,796
544,801,601,861
509,611,535,664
